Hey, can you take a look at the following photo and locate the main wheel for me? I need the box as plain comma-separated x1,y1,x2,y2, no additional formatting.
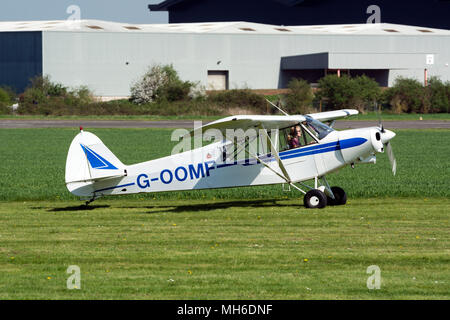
327,186,347,206
304,189,328,209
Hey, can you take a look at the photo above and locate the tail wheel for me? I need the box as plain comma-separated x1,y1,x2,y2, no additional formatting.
327,186,347,206
304,189,328,209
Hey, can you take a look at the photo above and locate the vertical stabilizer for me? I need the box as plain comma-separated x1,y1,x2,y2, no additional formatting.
65,130,126,196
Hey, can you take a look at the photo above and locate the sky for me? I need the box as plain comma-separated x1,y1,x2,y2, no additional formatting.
0,0,168,24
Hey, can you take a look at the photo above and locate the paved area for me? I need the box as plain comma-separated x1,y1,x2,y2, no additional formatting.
0,119,448,129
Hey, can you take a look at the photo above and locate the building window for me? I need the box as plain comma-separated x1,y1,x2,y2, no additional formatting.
207,71,229,90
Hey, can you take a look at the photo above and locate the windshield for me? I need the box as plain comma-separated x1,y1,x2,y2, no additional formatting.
304,116,334,140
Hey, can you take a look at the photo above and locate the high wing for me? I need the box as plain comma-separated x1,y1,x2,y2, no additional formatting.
189,110,358,136
188,115,306,137
306,109,358,122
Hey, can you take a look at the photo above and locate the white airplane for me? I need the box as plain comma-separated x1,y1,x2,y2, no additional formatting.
65,108,396,209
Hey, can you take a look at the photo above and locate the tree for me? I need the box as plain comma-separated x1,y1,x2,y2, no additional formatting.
130,64,193,104
426,77,449,113
383,77,427,113
316,75,355,110
316,74,381,113
284,78,314,114
350,75,381,113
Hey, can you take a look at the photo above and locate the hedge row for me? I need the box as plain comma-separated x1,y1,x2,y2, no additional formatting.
1,71,448,116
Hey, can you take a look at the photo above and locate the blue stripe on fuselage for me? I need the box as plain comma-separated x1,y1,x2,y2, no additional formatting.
280,140,339,157
279,137,367,160
94,182,135,193
225,137,367,167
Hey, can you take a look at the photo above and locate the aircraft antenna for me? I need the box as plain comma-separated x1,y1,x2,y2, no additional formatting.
265,99,289,116
375,101,384,132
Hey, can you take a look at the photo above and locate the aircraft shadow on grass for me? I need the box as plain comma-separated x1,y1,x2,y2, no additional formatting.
129,199,300,214
41,199,298,214
45,205,110,212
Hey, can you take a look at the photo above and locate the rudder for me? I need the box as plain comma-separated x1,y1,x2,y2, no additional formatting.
65,129,126,197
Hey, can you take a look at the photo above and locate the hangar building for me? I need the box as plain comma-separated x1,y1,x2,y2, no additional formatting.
0,20,449,98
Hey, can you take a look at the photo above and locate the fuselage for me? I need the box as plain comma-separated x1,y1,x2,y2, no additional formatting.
70,127,381,198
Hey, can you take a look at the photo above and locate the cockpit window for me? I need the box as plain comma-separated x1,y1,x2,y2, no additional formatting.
278,124,318,152
304,116,334,140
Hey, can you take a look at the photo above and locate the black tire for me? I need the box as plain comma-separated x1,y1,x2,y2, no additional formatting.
304,189,328,209
327,186,347,206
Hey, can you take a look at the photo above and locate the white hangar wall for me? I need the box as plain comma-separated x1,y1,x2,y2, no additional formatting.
38,23,450,97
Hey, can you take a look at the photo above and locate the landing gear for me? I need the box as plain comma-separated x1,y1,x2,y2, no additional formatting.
327,186,347,206
84,194,97,206
304,189,328,209
286,176,347,209
289,177,347,209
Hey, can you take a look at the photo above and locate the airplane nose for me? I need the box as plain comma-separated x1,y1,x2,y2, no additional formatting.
381,130,396,144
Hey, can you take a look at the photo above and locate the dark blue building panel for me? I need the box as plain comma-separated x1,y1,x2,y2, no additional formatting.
0,31,42,93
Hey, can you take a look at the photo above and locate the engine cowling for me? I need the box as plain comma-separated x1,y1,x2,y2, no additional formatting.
338,128,373,164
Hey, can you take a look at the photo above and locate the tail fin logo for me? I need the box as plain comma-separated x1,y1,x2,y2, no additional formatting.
80,144,118,170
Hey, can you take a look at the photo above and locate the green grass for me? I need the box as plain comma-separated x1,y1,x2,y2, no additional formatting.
0,128,449,201
0,197,448,299
1,112,449,121
0,128,449,299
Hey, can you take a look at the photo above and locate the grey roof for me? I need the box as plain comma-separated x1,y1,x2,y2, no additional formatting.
0,20,449,36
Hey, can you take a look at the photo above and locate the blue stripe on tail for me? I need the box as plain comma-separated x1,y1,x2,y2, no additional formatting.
80,144,118,170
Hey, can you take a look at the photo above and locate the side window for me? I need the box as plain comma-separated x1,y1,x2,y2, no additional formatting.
248,125,320,157
278,128,291,152
280,125,318,151
222,135,259,163
301,125,318,146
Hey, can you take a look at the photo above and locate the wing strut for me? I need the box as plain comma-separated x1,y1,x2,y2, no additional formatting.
232,136,288,183
259,124,292,183
233,135,307,195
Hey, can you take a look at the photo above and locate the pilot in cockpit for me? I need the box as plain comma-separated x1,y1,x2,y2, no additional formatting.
288,125,302,149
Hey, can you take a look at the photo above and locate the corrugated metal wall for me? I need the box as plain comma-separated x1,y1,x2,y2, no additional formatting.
21,31,450,96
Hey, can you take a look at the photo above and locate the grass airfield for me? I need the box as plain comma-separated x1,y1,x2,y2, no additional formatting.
0,128,449,299
1,197,449,299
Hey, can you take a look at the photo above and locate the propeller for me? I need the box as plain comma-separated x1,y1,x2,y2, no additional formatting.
385,141,397,176
375,101,397,175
